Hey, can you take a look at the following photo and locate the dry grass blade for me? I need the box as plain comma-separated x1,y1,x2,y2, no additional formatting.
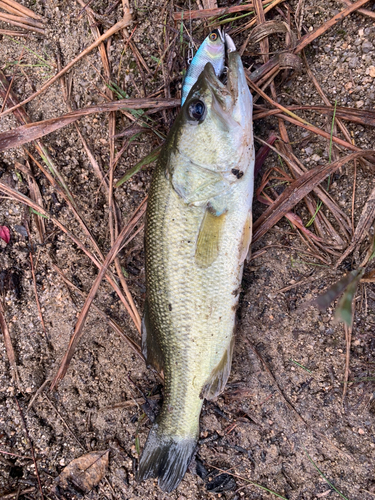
15,162,46,242
14,397,44,499
0,0,44,20
0,28,27,35
254,104,375,128
0,16,132,119
173,1,269,20
303,269,363,312
274,113,369,153
295,0,371,53
0,98,179,151
75,0,142,331
252,151,375,244
338,0,375,18
335,185,375,268
0,12,45,32
50,201,146,389
0,180,141,331
0,302,20,387
52,264,143,360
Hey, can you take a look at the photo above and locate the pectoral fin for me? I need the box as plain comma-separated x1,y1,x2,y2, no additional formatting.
200,336,234,400
195,210,226,268
142,299,164,373
239,211,252,264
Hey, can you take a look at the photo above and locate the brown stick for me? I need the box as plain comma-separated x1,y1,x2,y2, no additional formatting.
295,0,371,53
0,16,132,119
0,97,180,151
52,264,143,359
338,0,375,19
0,0,44,20
0,302,20,387
14,397,44,499
0,29,27,35
173,1,269,20
0,180,142,331
50,199,147,388
0,14,45,33
252,151,375,243
0,12,44,28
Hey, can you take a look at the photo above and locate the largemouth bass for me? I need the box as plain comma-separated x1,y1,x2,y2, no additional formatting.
138,34,254,492
181,28,225,105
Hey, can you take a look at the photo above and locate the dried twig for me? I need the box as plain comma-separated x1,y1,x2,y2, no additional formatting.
0,180,141,330
50,198,147,389
0,16,132,119
338,0,375,19
335,185,375,267
51,264,143,359
14,397,44,499
252,151,375,244
0,302,20,387
173,0,270,20
0,0,44,20
0,97,179,151
295,0,371,53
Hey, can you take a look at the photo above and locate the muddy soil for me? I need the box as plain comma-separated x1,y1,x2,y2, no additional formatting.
0,1,375,499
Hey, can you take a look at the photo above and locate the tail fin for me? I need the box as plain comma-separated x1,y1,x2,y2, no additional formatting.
137,425,197,492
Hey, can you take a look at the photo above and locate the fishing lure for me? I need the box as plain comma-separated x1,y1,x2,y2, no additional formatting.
181,28,226,105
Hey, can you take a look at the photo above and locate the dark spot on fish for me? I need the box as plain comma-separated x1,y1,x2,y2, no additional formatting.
231,168,244,179
232,304,237,311
232,288,239,296
169,303,172,311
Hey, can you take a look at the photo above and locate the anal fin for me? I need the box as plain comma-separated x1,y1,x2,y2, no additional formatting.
200,336,234,400
195,210,226,268
142,299,164,373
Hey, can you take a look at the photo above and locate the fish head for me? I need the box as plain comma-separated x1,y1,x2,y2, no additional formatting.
175,41,253,176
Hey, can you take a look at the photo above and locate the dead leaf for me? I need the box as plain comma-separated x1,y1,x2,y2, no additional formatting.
0,225,10,244
55,450,109,496
0,98,179,151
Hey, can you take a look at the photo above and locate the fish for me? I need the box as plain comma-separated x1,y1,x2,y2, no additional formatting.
138,33,254,492
181,28,225,106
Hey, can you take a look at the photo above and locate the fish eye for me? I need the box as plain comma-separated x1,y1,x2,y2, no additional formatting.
209,32,218,41
188,100,206,121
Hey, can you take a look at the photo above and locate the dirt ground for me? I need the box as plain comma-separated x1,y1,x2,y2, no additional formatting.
0,0,375,499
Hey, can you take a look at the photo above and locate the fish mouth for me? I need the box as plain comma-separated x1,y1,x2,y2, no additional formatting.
200,33,251,118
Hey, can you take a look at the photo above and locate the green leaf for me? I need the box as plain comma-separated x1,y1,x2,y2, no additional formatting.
303,447,351,500
312,269,363,311
334,268,365,326
115,146,162,188
29,208,49,219
135,435,140,456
